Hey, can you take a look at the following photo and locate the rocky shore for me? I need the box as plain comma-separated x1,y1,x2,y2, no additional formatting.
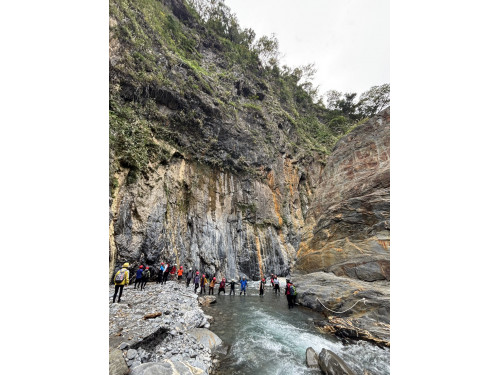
109,281,220,375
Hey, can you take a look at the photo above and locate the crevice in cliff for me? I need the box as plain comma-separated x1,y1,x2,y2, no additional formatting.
109,169,128,282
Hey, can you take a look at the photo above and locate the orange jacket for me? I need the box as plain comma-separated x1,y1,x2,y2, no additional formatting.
178,268,183,276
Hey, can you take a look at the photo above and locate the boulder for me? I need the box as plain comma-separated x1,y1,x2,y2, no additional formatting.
306,347,319,368
318,349,355,375
130,360,204,375
187,328,222,351
109,348,129,375
197,296,216,306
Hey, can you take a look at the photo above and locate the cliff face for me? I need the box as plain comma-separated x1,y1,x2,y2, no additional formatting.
109,144,323,281
108,0,390,286
295,108,390,281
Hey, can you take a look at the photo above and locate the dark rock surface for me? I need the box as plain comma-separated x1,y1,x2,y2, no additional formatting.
318,348,355,375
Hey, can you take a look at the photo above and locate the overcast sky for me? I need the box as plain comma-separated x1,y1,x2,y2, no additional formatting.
224,0,389,99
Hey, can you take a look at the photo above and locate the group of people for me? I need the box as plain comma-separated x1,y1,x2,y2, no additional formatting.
112,262,297,309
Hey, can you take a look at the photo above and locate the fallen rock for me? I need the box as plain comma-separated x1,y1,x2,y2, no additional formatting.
127,349,138,360
109,348,129,375
197,296,216,306
130,360,204,375
306,347,319,368
318,349,355,375
187,328,222,351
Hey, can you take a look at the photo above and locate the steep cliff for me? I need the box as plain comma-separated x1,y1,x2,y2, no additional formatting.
295,108,390,281
109,0,336,281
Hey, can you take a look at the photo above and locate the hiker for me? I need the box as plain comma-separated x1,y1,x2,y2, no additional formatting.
259,277,265,295
274,277,280,294
239,276,248,295
209,277,216,295
169,264,177,280
112,263,130,303
134,265,144,289
290,281,297,305
229,279,236,295
163,263,169,283
141,266,150,290
285,280,294,309
270,274,275,287
158,262,165,284
194,271,200,293
177,265,183,281
218,277,226,295
186,267,193,287
199,274,208,295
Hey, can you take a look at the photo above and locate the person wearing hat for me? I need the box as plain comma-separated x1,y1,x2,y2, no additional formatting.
158,262,165,284
239,276,248,295
199,274,208,295
285,280,294,309
177,265,183,281
141,266,150,290
229,279,236,295
193,270,200,293
113,262,130,303
186,267,193,287
134,265,144,289
259,277,266,296
218,277,226,295
209,277,216,295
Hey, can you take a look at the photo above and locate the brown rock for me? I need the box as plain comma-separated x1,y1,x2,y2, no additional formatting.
109,348,129,375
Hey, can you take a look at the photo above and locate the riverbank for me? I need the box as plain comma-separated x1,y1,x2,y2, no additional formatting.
109,281,218,375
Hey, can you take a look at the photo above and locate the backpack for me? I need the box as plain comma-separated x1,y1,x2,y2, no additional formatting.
291,285,297,296
144,270,150,278
115,269,126,283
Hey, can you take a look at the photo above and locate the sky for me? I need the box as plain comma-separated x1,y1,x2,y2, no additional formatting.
224,0,389,99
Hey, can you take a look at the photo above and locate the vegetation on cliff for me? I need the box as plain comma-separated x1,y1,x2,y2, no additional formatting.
109,0,389,189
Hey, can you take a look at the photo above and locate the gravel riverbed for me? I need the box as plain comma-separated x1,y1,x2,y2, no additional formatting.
109,281,219,375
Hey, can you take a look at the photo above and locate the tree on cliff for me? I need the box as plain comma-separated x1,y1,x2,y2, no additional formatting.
357,83,390,118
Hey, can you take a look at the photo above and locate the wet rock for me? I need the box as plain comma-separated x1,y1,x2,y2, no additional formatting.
306,347,319,368
318,349,355,375
187,328,222,351
109,348,128,375
198,296,216,306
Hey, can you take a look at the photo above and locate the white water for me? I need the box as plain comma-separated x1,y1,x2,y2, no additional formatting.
204,279,390,375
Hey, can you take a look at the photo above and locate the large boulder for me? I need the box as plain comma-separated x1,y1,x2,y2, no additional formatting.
306,347,319,368
187,328,222,351
197,296,216,306
109,348,129,375
295,109,390,282
318,349,355,375
130,361,204,375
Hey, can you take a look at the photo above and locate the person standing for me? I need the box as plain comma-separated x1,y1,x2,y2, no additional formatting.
112,263,130,303
177,266,183,281
141,266,150,290
218,277,226,295
229,279,236,295
199,274,207,295
285,280,294,309
209,277,216,295
170,264,177,280
290,282,297,305
186,268,193,287
274,277,280,294
259,278,265,296
159,262,165,284
193,271,200,293
134,265,144,289
239,276,248,295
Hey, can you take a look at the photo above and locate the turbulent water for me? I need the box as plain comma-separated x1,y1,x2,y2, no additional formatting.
203,279,390,375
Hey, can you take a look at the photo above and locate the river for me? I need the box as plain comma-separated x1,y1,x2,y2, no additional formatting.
202,278,390,375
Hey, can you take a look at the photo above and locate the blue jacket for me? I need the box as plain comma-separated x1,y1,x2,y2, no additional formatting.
136,269,143,279
240,279,247,289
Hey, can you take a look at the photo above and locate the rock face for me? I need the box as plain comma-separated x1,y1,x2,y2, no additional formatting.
109,154,321,283
295,109,390,281
318,349,355,375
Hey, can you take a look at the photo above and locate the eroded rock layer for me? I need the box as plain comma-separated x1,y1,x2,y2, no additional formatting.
295,108,390,281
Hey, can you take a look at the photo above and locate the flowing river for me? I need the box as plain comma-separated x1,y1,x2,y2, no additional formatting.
202,279,390,375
